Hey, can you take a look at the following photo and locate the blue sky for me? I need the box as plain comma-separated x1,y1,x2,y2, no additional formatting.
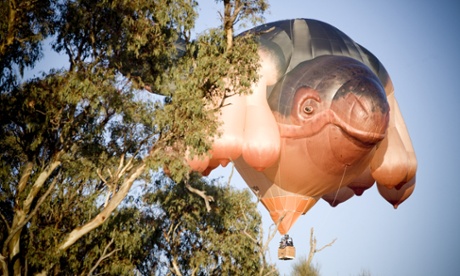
199,1,460,275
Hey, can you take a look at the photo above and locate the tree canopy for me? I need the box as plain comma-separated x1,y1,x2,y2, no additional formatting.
0,0,273,275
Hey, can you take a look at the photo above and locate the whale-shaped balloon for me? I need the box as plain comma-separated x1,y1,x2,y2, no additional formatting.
188,19,417,234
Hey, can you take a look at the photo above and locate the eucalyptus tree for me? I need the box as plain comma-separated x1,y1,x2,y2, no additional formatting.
139,173,278,276
0,0,269,275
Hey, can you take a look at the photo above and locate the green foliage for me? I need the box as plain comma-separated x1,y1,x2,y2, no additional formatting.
0,0,271,275
217,0,269,29
14,173,275,275
0,65,157,274
291,257,321,276
139,174,275,275
26,196,157,275
0,0,58,90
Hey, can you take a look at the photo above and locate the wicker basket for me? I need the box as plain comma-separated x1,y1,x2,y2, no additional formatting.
278,246,296,260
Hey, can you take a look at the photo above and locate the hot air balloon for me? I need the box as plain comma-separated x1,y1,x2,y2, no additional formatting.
187,18,417,245
322,186,355,207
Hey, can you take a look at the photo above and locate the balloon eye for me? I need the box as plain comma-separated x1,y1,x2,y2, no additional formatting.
303,106,314,114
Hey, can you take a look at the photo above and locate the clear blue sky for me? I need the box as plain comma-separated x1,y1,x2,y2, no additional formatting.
199,1,460,275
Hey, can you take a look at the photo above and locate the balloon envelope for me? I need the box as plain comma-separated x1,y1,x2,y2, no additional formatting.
187,19,417,234
322,187,355,207
377,177,416,209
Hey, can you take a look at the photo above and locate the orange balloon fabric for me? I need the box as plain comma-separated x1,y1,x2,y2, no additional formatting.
186,19,417,235
322,187,355,207
347,167,375,196
209,94,246,167
377,177,416,209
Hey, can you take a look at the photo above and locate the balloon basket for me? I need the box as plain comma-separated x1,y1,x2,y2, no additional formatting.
278,246,296,260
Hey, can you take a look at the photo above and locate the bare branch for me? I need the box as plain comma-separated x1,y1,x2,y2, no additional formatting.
164,224,173,243
96,168,108,184
231,0,245,25
17,162,33,195
87,237,120,276
316,238,337,253
23,158,62,214
307,228,316,266
185,180,214,212
103,191,112,208
264,220,280,252
239,201,258,244
0,253,7,276
107,168,113,179
116,153,125,176
226,163,235,187
191,266,198,276
116,156,134,180
307,227,336,267
171,257,183,276
165,221,182,243
239,190,279,276
100,156,135,208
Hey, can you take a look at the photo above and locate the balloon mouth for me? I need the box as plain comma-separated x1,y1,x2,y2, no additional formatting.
330,92,389,146
277,109,387,146
332,112,387,146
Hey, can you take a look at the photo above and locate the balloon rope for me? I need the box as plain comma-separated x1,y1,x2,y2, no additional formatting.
331,165,349,207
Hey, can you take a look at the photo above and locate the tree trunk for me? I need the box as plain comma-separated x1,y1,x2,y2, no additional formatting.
307,227,336,267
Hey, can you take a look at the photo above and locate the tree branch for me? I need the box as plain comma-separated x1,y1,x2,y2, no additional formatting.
0,253,7,276
0,212,10,232
96,168,108,184
115,155,134,181
239,201,258,244
239,192,278,276
116,153,126,176
87,237,120,276
226,163,235,187
307,227,336,267
17,161,33,196
4,153,61,272
3,174,59,258
185,180,214,212
171,257,183,276
58,163,146,251
316,238,337,253
223,0,235,50
23,156,62,215
4,171,59,276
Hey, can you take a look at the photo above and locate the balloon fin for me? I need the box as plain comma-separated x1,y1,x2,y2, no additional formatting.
371,94,417,189
322,187,354,207
347,167,375,196
377,176,416,209
210,93,246,165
